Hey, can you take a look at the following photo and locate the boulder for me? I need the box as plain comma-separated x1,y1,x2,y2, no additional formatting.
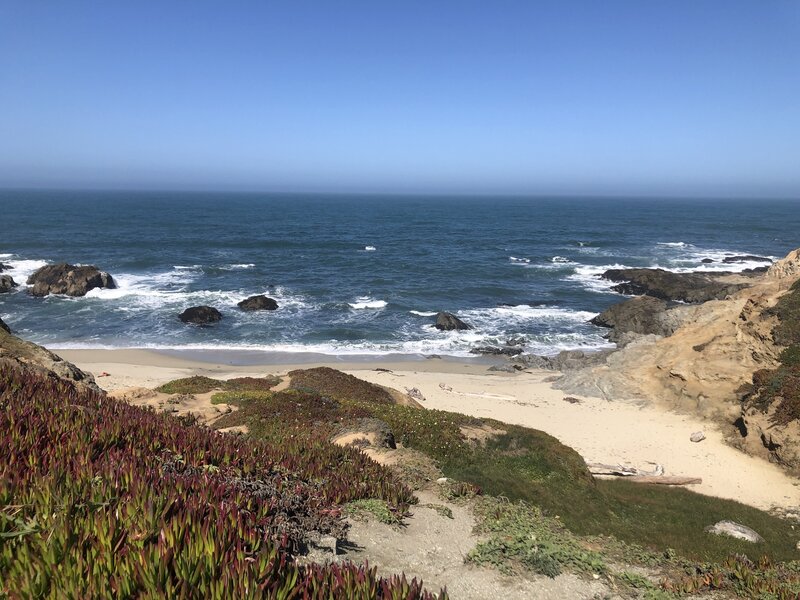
179,306,222,324
27,263,116,297
704,520,764,543
601,268,746,303
590,296,697,345
0,325,99,391
0,275,17,293
435,311,471,331
237,295,279,311
0,263,10,272
690,431,706,443
701,258,714,264
722,255,772,264
0,317,10,334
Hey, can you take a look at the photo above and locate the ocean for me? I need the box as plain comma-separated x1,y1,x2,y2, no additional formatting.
1,190,798,359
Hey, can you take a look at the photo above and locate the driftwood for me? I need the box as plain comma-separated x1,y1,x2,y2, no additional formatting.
626,476,702,485
587,462,664,477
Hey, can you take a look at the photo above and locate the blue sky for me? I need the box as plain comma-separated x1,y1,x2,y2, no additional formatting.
1,1,798,196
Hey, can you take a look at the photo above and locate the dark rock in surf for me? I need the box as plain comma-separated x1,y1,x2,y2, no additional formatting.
701,258,714,264
0,263,10,272
601,268,746,303
590,296,690,344
27,263,116,297
179,305,222,325
237,295,279,311
722,255,772,264
0,275,17,293
435,312,471,331
470,346,523,356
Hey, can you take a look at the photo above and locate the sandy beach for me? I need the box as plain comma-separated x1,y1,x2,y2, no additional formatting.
58,348,800,513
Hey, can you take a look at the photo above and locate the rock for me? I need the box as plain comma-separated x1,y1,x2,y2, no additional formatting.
470,346,523,356
179,305,222,324
27,263,116,297
0,262,10,272
722,255,772,264
436,477,449,484
0,325,99,391
488,364,522,373
435,311,471,331
704,520,764,543
0,275,17,293
690,431,706,443
701,258,714,264
237,295,279,311
601,268,747,303
332,418,396,450
0,317,10,334
590,296,697,346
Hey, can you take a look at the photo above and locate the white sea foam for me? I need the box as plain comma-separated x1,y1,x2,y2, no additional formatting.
364,246,376,252
657,241,690,248
2,259,49,283
409,310,438,317
564,263,631,294
224,263,255,270
508,256,530,264
551,256,571,263
349,297,387,310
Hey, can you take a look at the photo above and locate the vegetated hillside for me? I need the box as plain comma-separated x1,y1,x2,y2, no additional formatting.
0,363,445,599
214,368,799,567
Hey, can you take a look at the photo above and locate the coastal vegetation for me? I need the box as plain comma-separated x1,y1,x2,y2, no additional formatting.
0,363,443,599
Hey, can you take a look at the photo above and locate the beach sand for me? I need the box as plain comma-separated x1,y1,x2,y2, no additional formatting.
58,348,800,512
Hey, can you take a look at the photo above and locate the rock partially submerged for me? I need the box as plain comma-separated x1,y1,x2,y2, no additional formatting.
27,263,116,297
704,520,764,543
179,306,223,324
0,263,10,272
237,295,279,311
435,311,471,331
722,255,772,264
0,275,17,293
601,268,746,303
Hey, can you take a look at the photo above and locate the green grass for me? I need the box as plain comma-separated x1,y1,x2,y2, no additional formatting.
345,499,403,525
155,374,281,395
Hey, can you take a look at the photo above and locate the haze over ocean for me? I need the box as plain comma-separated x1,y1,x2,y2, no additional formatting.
1,190,797,358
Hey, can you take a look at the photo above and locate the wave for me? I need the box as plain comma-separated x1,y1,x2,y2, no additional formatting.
508,256,530,264
409,310,437,317
348,297,387,310
1,259,49,283
364,246,376,252
564,263,631,294
551,256,571,263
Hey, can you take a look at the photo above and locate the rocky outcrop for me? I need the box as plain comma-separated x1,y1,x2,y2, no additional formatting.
0,326,99,392
601,268,746,303
237,295,278,311
435,312,471,331
704,521,764,543
590,296,697,345
27,263,116,297
0,263,10,272
0,275,17,293
179,306,222,324
722,255,772,264
0,317,9,334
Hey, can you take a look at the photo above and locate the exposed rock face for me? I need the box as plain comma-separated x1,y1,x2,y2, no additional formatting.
0,326,99,391
0,262,10,272
704,521,764,543
601,268,746,303
179,306,222,324
0,275,17,293
435,311,471,331
470,346,523,356
237,295,279,311
27,263,116,297
0,317,10,334
767,248,800,281
590,296,697,346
